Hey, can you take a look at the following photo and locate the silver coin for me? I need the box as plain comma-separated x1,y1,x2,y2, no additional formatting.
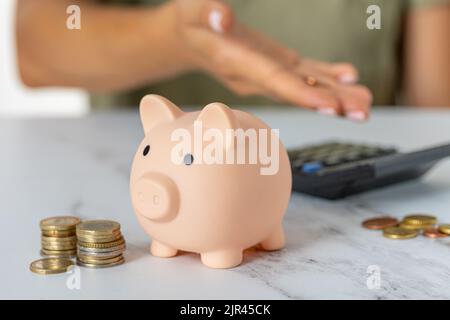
77,243,126,253
77,248,125,259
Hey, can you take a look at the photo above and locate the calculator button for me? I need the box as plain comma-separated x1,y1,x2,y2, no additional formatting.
302,161,323,173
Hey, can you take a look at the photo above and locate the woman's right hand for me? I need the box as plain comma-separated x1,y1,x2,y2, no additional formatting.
171,0,372,121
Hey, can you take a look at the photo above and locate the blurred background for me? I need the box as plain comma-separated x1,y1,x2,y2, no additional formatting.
0,0,88,117
2,0,449,118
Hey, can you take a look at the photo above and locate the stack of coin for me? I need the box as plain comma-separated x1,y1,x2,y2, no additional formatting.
76,220,125,268
40,216,80,257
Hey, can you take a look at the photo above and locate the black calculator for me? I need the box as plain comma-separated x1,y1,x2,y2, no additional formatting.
288,142,450,199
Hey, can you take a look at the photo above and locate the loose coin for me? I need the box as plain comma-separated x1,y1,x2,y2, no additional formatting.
423,227,449,238
30,258,74,275
399,222,425,230
438,224,450,235
402,214,437,226
362,217,399,230
383,227,418,240
40,216,81,231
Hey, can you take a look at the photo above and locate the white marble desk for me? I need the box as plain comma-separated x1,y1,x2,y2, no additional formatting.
1,106,450,299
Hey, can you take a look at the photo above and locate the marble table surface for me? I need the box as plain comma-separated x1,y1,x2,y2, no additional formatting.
1,106,450,300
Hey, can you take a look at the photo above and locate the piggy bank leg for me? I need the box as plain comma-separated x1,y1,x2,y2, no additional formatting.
200,249,243,269
259,224,285,251
150,240,178,258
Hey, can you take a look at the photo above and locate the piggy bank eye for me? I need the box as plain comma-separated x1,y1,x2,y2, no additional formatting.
183,154,194,165
143,145,150,156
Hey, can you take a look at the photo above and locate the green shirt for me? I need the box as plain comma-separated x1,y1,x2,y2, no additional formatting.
91,0,449,108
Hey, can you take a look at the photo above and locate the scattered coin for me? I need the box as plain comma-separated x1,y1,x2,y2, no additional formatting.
399,222,425,230
402,214,437,227
30,258,74,275
383,227,418,240
423,227,449,238
362,217,398,230
438,224,450,235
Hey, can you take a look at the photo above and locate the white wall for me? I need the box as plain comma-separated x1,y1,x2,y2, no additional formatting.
0,0,88,117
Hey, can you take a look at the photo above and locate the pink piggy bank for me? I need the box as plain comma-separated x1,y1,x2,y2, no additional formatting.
130,95,291,268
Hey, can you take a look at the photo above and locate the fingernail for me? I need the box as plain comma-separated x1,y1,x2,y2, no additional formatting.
318,108,337,117
339,73,358,84
209,9,223,33
347,110,367,121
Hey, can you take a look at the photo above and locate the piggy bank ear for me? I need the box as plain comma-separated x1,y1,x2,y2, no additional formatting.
139,95,183,133
197,102,237,132
197,103,238,150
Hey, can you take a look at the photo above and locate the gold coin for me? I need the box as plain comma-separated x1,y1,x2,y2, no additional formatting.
41,248,77,256
77,232,122,243
78,237,125,249
399,222,425,230
30,258,74,275
423,227,449,238
77,254,124,265
438,224,450,235
383,227,418,240
40,250,76,258
41,235,77,243
76,220,120,237
77,249,125,260
77,257,124,269
42,229,76,237
42,243,77,251
402,214,437,226
40,216,81,231
77,252,123,263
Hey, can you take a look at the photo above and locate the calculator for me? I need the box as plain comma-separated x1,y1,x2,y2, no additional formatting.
288,142,450,199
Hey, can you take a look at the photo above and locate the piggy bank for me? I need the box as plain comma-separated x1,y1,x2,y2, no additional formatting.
130,95,291,268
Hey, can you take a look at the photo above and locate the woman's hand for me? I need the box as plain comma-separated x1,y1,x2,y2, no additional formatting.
173,0,372,121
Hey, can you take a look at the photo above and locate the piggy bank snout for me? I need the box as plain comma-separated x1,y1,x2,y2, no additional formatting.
132,173,179,222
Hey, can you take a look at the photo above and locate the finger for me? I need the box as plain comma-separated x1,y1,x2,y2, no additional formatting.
260,67,342,111
302,59,359,84
295,63,372,119
337,85,373,121
176,0,234,33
